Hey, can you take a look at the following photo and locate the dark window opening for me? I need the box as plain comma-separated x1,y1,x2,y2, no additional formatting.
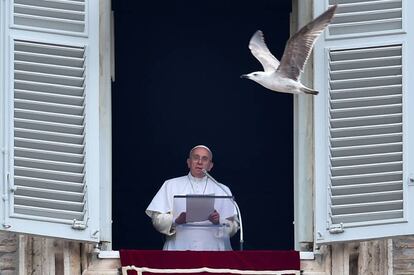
112,0,294,250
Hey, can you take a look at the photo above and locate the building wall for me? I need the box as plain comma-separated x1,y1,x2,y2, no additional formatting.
301,240,391,275
0,233,410,274
393,236,414,274
0,232,17,275
0,1,412,275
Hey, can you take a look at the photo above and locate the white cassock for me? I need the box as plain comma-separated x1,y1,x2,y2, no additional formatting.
146,173,239,251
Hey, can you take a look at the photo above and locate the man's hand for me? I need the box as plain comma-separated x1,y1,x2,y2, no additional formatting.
175,212,186,224
208,210,220,225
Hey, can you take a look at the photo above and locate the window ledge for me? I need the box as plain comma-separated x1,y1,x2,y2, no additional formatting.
299,251,315,260
98,250,120,259
98,251,314,260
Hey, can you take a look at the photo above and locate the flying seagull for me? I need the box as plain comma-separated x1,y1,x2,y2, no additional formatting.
241,5,338,95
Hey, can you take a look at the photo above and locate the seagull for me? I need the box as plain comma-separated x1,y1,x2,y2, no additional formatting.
241,5,338,95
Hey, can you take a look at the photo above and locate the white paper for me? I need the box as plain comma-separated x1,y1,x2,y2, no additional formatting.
186,195,215,223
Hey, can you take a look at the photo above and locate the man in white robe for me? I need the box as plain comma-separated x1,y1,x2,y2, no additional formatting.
146,145,239,251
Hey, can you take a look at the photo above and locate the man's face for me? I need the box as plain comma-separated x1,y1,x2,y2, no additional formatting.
187,147,214,178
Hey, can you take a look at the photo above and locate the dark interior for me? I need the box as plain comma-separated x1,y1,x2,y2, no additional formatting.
112,0,294,250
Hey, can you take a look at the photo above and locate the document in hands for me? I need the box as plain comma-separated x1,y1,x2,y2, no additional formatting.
185,195,215,223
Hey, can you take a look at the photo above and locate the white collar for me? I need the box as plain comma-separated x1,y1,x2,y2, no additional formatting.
187,172,207,183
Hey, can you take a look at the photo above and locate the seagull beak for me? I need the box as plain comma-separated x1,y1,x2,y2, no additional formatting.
240,74,249,79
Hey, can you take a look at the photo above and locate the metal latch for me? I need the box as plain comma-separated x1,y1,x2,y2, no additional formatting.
329,223,344,234
409,173,414,186
72,219,87,230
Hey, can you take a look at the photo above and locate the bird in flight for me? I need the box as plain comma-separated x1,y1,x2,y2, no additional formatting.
241,5,338,95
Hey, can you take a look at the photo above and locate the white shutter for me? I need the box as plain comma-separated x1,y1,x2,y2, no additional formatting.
13,40,87,222
329,44,403,225
12,0,86,34
327,0,403,38
314,0,414,243
0,0,100,242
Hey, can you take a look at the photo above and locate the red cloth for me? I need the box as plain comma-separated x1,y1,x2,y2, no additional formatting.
120,250,300,275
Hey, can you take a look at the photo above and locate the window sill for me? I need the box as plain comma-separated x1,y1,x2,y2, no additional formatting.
98,251,314,260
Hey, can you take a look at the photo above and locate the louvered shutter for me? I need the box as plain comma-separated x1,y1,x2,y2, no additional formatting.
327,0,403,37
314,0,414,243
0,0,100,242
12,0,86,34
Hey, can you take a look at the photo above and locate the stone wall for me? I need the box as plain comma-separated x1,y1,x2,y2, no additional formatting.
301,239,391,275
393,236,414,274
0,232,17,275
1,233,414,274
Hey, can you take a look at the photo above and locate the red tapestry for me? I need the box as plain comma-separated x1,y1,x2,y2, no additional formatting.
120,250,300,275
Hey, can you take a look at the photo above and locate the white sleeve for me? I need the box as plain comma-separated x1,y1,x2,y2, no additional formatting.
150,211,176,236
222,216,240,237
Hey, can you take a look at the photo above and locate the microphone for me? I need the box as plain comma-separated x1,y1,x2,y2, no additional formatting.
202,169,244,251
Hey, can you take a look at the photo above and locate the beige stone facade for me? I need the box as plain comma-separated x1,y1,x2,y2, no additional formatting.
0,232,413,274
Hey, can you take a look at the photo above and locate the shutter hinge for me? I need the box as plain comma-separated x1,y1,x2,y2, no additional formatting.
72,219,87,230
329,223,344,234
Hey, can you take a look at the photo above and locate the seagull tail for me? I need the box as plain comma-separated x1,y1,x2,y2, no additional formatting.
301,87,319,95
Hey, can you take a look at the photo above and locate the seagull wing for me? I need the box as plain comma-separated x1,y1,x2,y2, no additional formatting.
248,30,280,72
277,5,337,80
